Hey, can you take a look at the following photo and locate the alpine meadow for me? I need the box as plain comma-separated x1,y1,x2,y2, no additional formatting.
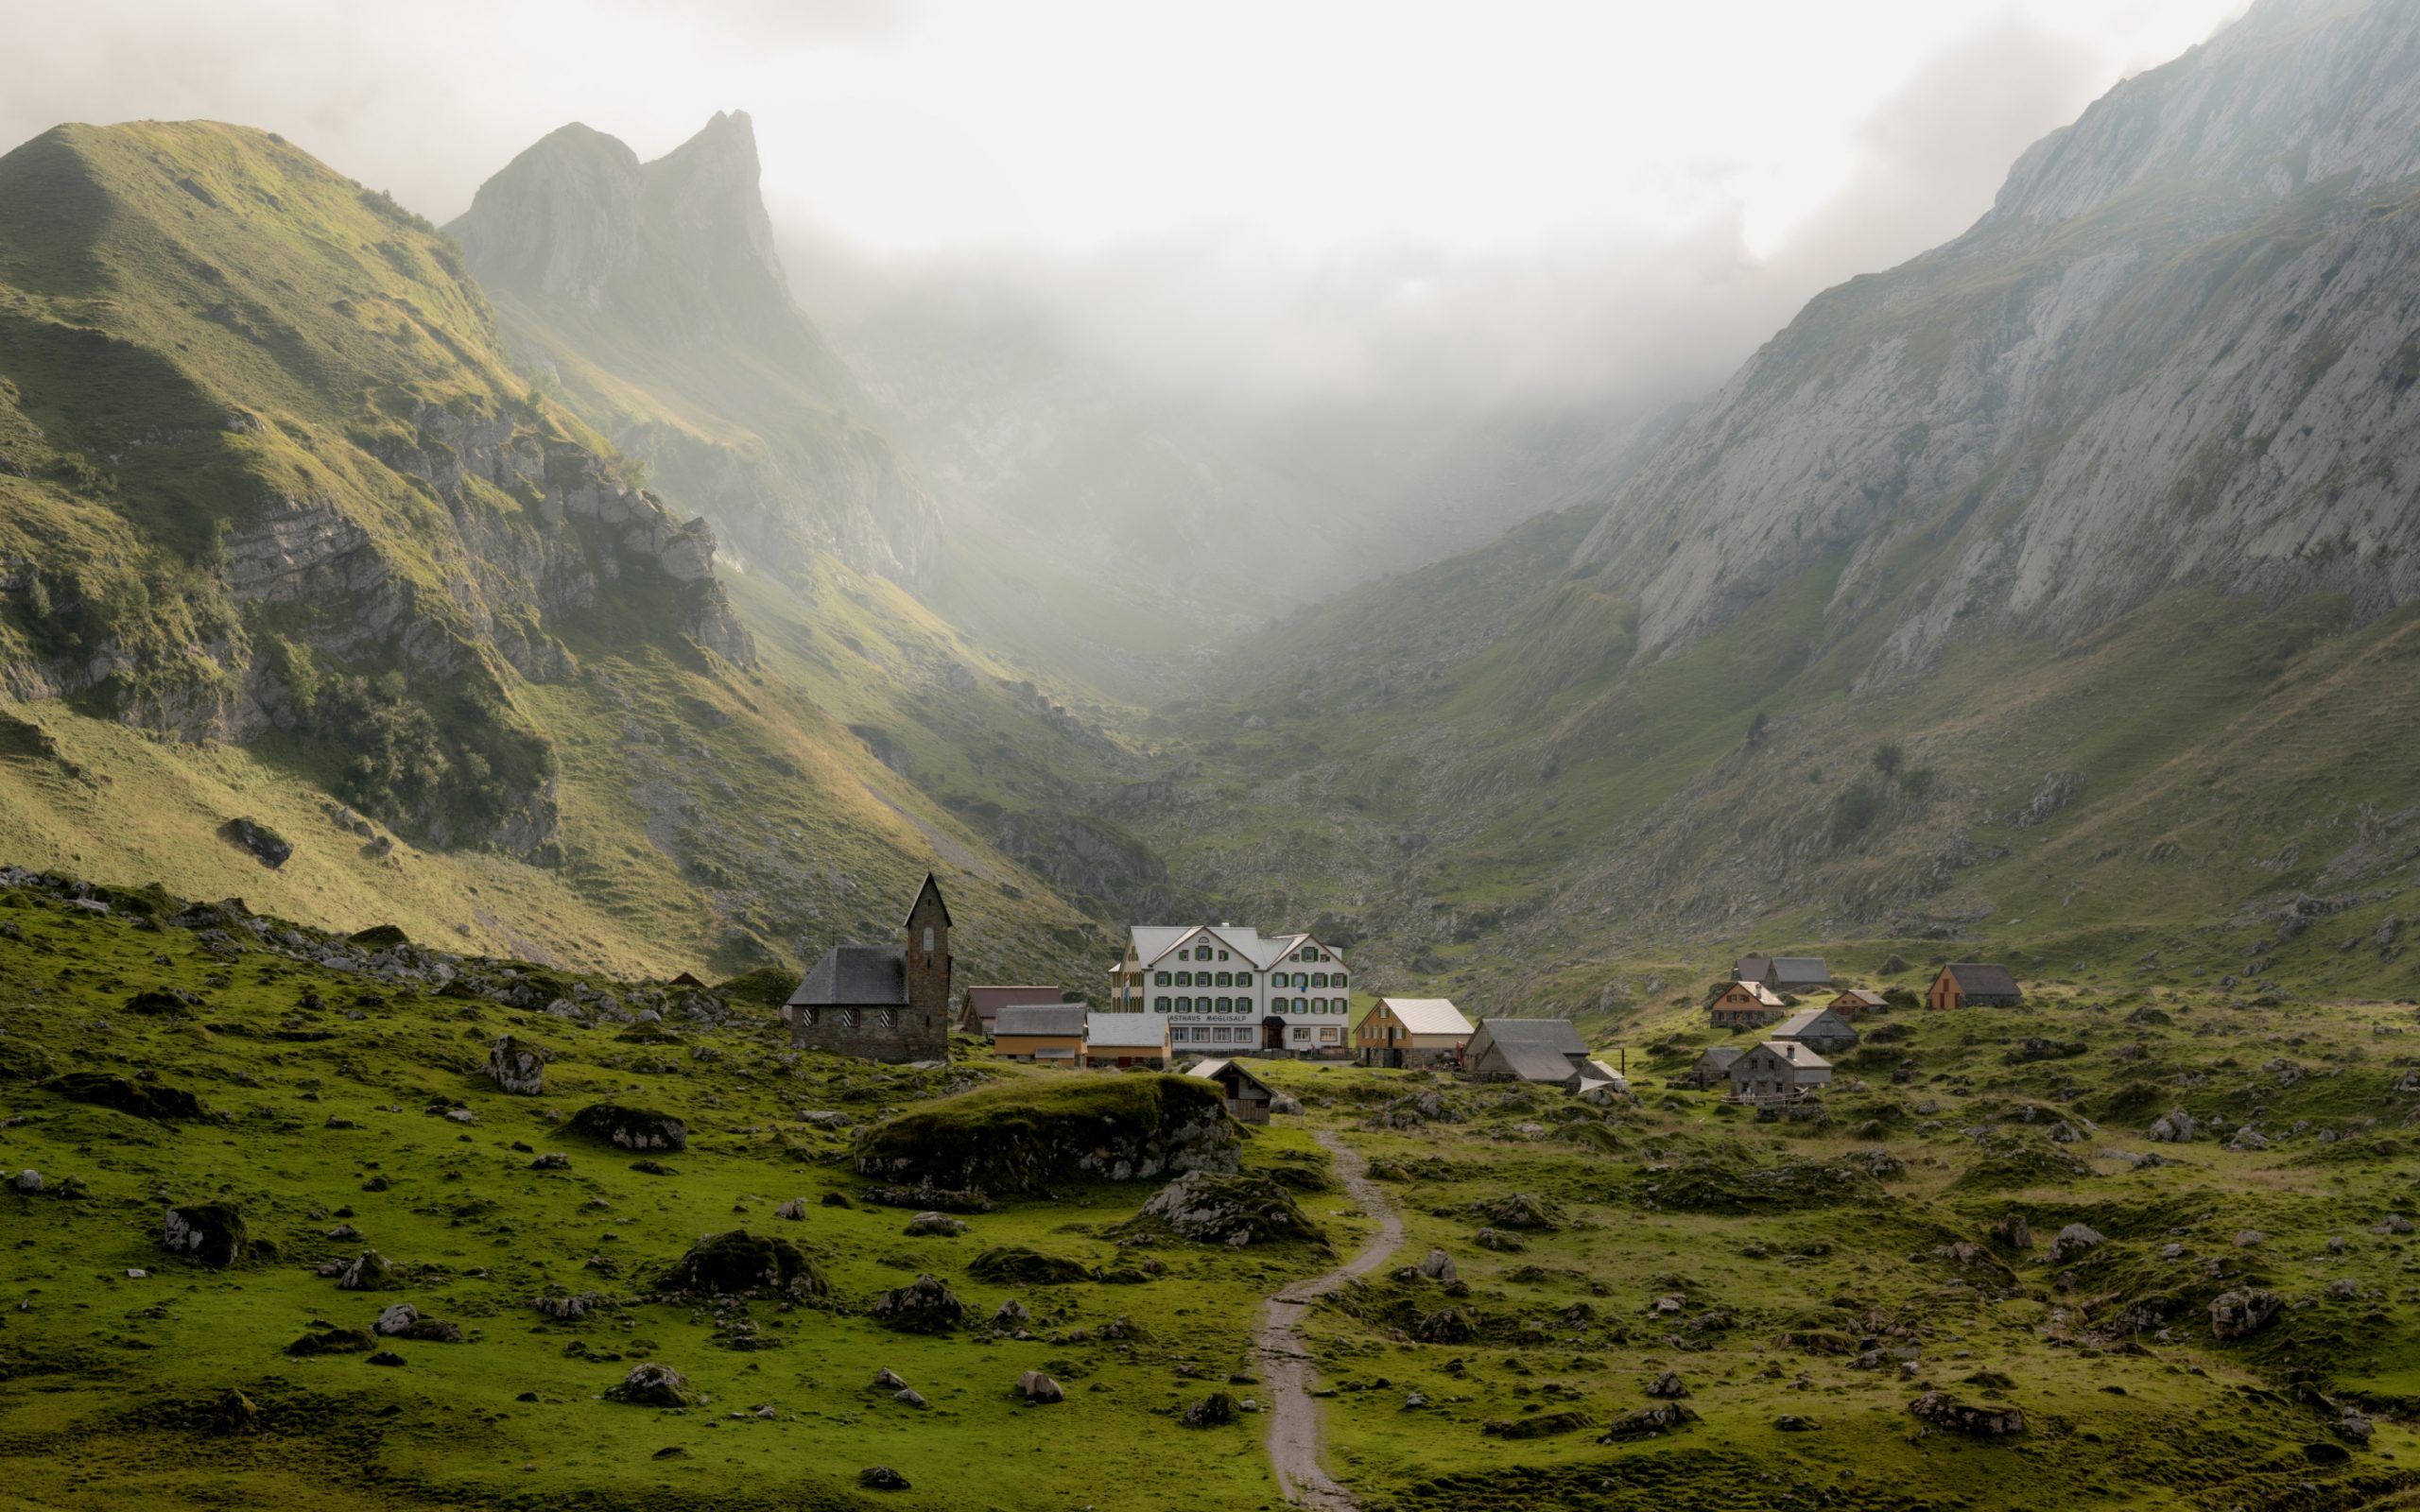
8,3,2420,1509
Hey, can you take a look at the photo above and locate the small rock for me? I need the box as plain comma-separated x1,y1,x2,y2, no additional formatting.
365,1350,406,1367
859,1467,910,1490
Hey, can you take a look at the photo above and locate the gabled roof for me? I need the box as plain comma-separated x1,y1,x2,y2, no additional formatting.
1736,954,1773,980
1944,962,2021,995
902,872,951,929
1769,956,1831,986
1379,997,1473,1037
1471,1018,1588,1081
1127,923,1339,971
1831,988,1887,1006
994,1004,1086,1039
1187,1057,1273,1096
1084,1012,1168,1048
1696,1045,1746,1069
964,985,1063,1019
1752,1040,1831,1070
1715,980,1787,1009
789,945,907,1007
1773,1007,1849,1040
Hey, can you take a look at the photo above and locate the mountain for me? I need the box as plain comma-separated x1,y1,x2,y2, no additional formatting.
448,112,940,586
0,119,1101,982
1132,0,2420,1011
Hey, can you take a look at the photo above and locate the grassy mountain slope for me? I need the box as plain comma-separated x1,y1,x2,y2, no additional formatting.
0,120,1105,984
6,875,2418,1510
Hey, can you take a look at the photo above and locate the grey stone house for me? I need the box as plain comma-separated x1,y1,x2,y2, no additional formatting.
786,875,953,1063
1728,1040,1832,1103
1736,954,1833,993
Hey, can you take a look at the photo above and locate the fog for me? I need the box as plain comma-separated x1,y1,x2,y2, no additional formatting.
3,0,2245,417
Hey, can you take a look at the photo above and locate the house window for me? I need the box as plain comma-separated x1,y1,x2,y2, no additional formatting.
878,1008,897,1028
1155,971,1171,987
1154,996,1171,1011
1292,1026,1310,1041
1218,951,1230,961
1319,1027,1340,1043
840,1007,859,1028
801,1006,819,1027
1333,974,1347,990
1216,971,1233,988
923,927,934,953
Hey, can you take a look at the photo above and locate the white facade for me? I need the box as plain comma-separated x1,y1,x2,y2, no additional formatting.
1110,923,1351,1054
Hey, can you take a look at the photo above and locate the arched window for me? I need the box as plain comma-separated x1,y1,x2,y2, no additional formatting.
1154,996,1171,1011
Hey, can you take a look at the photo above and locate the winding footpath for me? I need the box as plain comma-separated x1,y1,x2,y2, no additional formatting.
1256,1129,1404,1510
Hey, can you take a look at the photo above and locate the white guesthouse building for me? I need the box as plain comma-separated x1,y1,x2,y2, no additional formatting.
1110,924,1351,1056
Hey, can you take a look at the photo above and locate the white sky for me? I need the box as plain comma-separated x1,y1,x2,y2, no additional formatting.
3,0,2251,404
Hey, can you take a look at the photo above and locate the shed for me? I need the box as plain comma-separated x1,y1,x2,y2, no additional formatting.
960,985,1066,1038
1927,963,2022,1010
1772,1005,1859,1056
1082,1012,1171,1069
1188,1057,1276,1124
993,1003,1087,1063
1827,988,1887,1019
1707,980,1789,1029
1729,1040,1832,1103
1686,1045,1745,1090
1463,1019,1589,1083
1355,996,1474,1068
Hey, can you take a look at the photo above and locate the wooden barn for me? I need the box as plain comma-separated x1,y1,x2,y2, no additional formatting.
1927,963,2023,1009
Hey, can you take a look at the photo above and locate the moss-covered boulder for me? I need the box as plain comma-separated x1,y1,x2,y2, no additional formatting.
285,1325,375,1356
1124,1171,1324,1248
654,1229,829,1298
566,1102,687,1152
603,1362,700,1407
856,1074,1237,1194
485,1035,548,1095
871,1274,966,1333
967,1246,1098,1285
46,1073,206,1121
161,1203,249,1267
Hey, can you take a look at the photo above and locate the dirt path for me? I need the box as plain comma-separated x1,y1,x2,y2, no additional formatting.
1256,1128,1404,1511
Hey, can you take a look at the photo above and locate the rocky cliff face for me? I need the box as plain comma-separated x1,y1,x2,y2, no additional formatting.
0,121,752,855
1575,0,2420,680
450,112,942,587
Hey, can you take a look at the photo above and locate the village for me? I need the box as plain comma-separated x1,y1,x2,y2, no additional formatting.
778,877,2026,1113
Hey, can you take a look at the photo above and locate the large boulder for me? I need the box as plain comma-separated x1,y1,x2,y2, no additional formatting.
1599,1402,1699,1441
654,1230,828,1299
566,1103,687,1152
337,1249,399,1291
47,1073,206,1122
871,1274,966,1334
1127,1172,1324,1248
856,1074,1238,1193
2046,1223,2106,1264
604,1362,700,1407
485,1036,548,1096
2147,1108,2198,1143
2210,1289,2283,1340
1910,1391,2025,1436
161,1203,248,1267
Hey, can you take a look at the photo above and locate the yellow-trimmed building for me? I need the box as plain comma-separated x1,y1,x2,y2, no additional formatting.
1354,997,1474,1069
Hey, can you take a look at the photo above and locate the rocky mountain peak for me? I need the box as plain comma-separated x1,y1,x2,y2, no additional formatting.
1983,0,2420,232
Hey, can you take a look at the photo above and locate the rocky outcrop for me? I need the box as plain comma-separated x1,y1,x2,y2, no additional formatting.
653,1229,827,1299
449,112,942,589
1910,1391,2026,1437
1126,1172,1324,1248
485,1035,548,1096
161,1203,248,1267
855,1075,1239,1194
566,1103,687,1152
1573,0,2420,680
